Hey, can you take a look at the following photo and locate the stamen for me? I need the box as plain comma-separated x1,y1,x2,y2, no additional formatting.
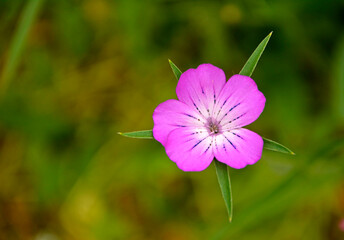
205,118,222,135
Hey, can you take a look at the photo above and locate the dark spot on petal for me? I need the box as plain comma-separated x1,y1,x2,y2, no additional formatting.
184,113,198,120
228,113,246,124
228,103,241,113
232,132,244,140
224,136,237,150
192,137,208,149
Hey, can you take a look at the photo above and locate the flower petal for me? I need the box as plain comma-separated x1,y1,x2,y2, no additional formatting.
213,128,263,169
165,127,214,171
176,64,226,118
213,74,265,130
153,99,204,146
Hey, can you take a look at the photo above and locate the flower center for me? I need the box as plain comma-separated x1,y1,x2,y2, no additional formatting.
206,118,221,135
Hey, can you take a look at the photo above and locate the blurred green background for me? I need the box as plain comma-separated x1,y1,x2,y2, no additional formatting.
0,0,344,239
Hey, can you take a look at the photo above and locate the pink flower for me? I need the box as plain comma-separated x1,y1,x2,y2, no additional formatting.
153,64,266,171
339,218,344,232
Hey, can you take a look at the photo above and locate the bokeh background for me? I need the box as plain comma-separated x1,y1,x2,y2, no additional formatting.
0,0,344,239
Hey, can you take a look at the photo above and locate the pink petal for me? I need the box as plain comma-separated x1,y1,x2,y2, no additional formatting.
213,128,263,169
213,74,265,130
176,64,226,118
165,127,214,171
153,99,204,146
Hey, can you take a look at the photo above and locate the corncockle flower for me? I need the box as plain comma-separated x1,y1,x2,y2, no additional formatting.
153,64,266,171
119,34,294,221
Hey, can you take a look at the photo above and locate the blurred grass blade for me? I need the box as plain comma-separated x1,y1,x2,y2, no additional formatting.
239,32,272,77
0,0,44,97
118,130,153,139
263,137,295,155
214,160,233,222
169,59,182,80
332,36,344,119
211,137,344,240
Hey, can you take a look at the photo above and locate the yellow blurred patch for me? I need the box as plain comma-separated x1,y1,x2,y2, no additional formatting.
220,4,242,25
60,187,105,240
83,0,110,25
